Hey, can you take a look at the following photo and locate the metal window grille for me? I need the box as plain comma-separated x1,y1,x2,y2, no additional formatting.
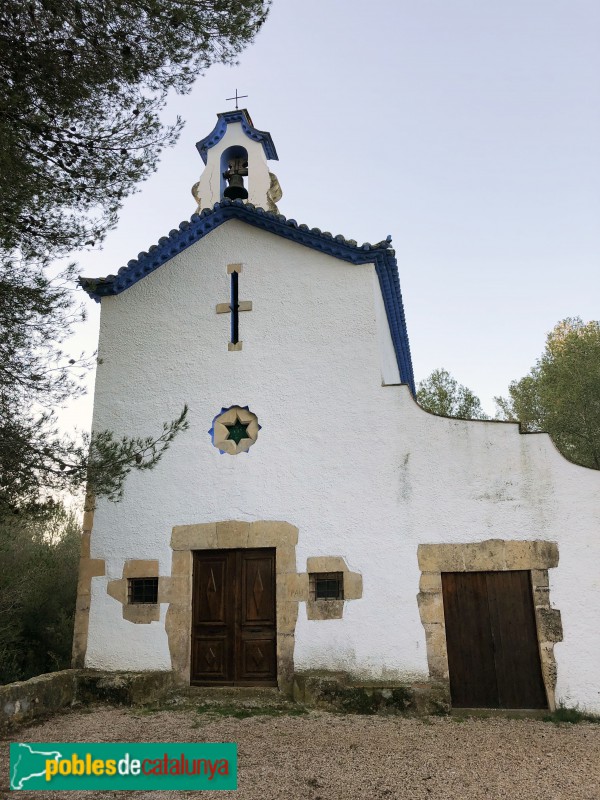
128,577,159,605
310,572,344,601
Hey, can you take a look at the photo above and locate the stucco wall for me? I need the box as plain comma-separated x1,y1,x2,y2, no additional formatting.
84,220,600,711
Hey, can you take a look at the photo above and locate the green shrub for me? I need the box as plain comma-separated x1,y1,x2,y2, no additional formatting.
0,505,80,684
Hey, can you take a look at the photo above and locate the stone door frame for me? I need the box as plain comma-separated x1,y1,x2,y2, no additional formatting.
416,539,562,711
165,520,303,694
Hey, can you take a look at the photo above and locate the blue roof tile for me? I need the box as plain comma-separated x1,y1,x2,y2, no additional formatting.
195,109,278,164
79,200,415,392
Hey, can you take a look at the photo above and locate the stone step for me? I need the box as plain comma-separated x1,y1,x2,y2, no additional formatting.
175,685,293,705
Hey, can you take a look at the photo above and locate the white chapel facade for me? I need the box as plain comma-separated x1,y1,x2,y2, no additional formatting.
75,110,600,712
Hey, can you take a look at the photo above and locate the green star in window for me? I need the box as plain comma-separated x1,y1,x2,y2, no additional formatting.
225,417,250,445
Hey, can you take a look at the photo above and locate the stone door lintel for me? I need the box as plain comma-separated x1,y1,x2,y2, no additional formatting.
417,539,562,711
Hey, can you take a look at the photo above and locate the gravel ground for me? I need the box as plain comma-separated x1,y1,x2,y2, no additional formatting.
2,706,600,800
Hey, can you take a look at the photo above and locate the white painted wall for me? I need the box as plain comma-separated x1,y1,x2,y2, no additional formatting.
193,122,273,210
85,220,600,712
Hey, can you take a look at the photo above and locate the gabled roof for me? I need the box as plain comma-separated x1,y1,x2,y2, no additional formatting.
79,200,415,393
195,109,278,164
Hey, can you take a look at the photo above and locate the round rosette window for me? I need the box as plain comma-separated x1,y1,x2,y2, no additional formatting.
209,405,261,455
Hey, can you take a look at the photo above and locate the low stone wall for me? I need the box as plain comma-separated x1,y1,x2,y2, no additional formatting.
0,670,79,732
2,668,449,731
0,670,175,732
75,670,174,707
293,671,450,716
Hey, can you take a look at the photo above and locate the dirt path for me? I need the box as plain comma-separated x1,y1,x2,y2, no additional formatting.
2,706,600,800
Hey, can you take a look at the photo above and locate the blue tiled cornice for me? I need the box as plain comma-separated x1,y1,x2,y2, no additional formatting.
79,200,415,392
195,109,278,164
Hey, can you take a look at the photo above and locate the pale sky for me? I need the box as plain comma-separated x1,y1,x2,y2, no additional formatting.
63,0,600,431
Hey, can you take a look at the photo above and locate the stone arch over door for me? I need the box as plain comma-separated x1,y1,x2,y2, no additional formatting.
164,521,303,693
416,540,562,710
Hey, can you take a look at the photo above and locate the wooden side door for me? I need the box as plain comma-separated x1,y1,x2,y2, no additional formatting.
191,549,276,686
441,571,499,708
485,570,547,709
442,570,547,709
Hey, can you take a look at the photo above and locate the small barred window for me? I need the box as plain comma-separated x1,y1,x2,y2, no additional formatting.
128,577,159,605
310,572,344,601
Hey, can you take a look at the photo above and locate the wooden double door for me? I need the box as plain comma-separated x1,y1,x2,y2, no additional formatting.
442,570,547,709
191,549,277,686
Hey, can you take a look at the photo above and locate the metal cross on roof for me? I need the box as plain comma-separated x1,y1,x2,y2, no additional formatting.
225,89,248,110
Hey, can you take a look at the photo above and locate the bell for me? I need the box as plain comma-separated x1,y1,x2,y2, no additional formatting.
224,173,248,200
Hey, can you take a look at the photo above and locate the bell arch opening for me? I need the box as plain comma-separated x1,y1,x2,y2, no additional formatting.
221,145,249,201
